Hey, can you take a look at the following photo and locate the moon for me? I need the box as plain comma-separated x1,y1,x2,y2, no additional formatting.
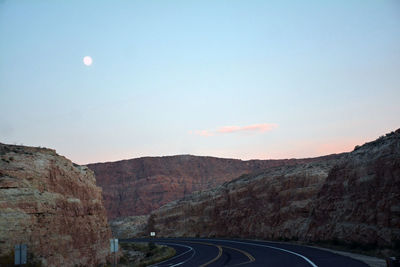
83,56,93,66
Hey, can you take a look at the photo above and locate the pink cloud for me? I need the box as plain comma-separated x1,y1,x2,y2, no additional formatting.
217,126,241,133
195,130,214,137
218,123,278,133
192,123,278,137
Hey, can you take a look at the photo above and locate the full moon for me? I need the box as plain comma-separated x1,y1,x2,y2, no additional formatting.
83,56,93,66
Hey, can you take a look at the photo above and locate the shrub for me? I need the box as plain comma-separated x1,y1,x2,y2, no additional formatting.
148,242,156,251
0,250,42,267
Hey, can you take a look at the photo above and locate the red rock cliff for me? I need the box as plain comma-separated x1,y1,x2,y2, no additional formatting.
148,129,400,248
307,129,400,246
88,155,339,219
0,143,112,266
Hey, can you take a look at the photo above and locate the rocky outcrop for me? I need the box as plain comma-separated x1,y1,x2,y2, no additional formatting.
0,143,112,266
307,130,400,246
110,215,149,239
148,129,400,248
148,159,338,239
88,155,340,219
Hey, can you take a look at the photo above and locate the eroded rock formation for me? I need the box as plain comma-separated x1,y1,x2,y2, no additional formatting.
148,129,400,248
88,155,339,219
149,159,338,239
109,215,149,239
307,130,400,246
0,144,112,266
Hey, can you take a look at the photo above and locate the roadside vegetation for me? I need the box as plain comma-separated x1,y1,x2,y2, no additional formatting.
0,250,42,267
117,242,176,267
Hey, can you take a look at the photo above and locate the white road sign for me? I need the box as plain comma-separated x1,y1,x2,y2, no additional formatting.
15,244,27,265
110,239,118,252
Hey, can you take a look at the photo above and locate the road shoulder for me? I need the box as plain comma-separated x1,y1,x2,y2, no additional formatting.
301,245,386,267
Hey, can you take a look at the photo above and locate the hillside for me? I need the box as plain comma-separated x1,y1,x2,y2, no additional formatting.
147,129,400,249
88,154,341,219
0,143,111,266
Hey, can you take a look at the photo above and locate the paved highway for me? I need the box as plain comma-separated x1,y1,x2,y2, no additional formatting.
124,238,368,266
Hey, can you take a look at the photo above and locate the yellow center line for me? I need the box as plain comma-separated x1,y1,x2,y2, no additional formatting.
182,241,222,267
180,240,255,266
220,244,256,266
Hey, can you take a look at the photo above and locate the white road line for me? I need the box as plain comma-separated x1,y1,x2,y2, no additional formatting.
151,243,196,267
201,239,318,267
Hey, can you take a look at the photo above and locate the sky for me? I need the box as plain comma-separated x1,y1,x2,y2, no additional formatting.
1,0,399,164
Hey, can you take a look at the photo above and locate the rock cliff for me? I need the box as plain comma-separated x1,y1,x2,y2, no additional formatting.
88,155,339,219
109,215,149,239
148,129,400,248
0,143,112,266
307,130,400,247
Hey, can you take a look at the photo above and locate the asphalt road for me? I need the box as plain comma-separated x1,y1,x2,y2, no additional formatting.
123,238,368,267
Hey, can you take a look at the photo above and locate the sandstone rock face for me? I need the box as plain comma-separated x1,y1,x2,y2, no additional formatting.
149,159,338,239
148,130,400,248
110,215,149,239
0,144,112,266
307,130,400,246
88,155,339,219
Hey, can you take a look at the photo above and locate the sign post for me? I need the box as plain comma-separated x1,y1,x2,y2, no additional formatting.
150,232,156,237
110,238,118,267
14,244,27,265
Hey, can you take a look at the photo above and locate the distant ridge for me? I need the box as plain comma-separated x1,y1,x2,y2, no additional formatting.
88,152,343,219
145,128,400,250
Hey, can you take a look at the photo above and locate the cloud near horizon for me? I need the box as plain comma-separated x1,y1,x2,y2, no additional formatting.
192,123,278,137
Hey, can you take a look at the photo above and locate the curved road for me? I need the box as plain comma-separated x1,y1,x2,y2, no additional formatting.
124,238,368,267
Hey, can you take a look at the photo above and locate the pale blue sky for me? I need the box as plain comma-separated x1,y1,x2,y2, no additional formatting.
1,0,399,164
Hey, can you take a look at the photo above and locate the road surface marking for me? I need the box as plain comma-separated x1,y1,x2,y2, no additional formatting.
184,240,255,267
178,240,223,267
219,245,256,266
151,243,195,267
202,239,318,267
197,242,223,267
